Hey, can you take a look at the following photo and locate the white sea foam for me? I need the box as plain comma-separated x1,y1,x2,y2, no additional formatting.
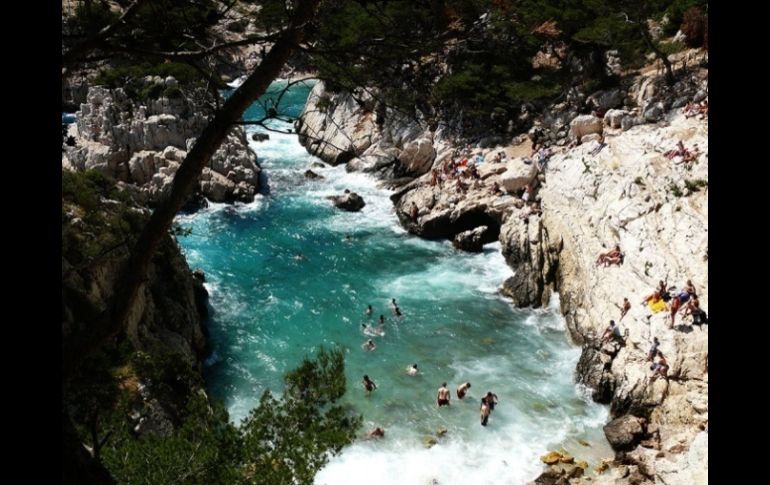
380,242,513,301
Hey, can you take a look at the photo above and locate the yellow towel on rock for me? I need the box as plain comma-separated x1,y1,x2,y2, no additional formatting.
648,298,667,313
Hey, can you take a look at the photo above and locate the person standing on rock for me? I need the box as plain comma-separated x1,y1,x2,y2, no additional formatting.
618,297,631,321
410,202,419,221
651,352,669,380
647,337,660,361
437,383,451,407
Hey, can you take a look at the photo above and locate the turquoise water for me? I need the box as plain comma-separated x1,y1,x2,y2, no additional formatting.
177,81,611,484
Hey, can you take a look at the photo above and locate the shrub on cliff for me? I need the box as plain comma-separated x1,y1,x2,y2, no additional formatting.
69,345,359,484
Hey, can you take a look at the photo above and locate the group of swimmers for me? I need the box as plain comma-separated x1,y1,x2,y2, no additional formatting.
361,300,402,343
436,382,500,426
359,300,503,434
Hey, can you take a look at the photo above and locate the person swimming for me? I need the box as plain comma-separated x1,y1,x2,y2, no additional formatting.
366,305,373,316
362,375,377,393
457,382,471,399
361,324,384,337
368,427,385,438
362,339,376,351
484,391,499,411
480,398,491,426
379,314,385,325
437,382,451,407
407,364,418,376
394,306,402,317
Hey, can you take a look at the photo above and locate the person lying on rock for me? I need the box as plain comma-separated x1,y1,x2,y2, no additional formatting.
664,141,687,160
589,135,607,156
595,244,623,267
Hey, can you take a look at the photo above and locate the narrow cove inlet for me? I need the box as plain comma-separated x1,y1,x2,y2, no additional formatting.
176,81,612,484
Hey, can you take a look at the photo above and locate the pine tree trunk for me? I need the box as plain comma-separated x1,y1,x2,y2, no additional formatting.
62,0,321,379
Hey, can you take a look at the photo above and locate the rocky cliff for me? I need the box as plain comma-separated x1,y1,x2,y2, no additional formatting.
297,82,437,178
298,58,708,483
62,81,261,205
62,171,210,436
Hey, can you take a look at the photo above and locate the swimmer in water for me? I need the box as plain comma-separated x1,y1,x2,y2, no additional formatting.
406,364,418,375
362,339,376,351
480,398,490,426
379,314,385,325
366,304,373,316
484,391,499,411
368,427,385,438
362,324,384,337
394,306,402,317
437,382,451,407
457,382,471,399
362,375,377,393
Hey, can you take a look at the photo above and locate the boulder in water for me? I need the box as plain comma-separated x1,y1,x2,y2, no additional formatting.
452,226,490,252
251,132,270,142
328,191,365,212
304,169,324,180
